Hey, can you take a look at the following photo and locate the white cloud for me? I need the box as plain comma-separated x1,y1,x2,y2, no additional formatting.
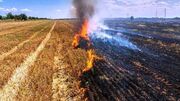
20,8,32,12
0,7,4,10
0,7,32,13
3,7,18,12
56,9,61,12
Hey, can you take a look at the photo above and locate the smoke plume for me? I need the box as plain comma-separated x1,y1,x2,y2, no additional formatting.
73,0,95,22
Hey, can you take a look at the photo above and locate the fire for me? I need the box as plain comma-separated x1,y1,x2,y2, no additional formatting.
83,49,96,72
80,20,89,40
72,19,97,72
72,20,89,48
72,34,79,48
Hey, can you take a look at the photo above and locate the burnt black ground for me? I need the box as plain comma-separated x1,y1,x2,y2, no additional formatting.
83,18,180,101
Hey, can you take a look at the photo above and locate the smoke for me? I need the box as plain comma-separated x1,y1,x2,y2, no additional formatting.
91,31,140,51
73,0,95,22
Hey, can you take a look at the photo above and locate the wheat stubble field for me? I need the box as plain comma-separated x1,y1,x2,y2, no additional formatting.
0,20,87,101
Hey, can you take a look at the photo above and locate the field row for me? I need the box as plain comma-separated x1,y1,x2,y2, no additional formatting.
0,20,87,101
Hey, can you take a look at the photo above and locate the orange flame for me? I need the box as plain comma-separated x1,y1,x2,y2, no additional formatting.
80,20,89,40
72,34,80,48
72,19,97,72
83,49,96,72
72,20,89,48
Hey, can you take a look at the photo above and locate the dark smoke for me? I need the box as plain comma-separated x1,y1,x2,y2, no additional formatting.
73,0,95,22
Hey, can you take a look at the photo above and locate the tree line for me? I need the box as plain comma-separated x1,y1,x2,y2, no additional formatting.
0,12,48,20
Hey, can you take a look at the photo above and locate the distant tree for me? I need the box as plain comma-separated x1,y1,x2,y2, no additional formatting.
19,14,27,20
28,16,32,20
28,16,37,20
0,15,2,20
13,14,27,20
174,17,180,19
2,13,43,21
6,12,14,19
130,16,134,21
14,15,21,20
39,17,48,20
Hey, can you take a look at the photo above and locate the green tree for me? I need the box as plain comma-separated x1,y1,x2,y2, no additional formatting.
14,14,28,20
28,16,36,20
28,16,32,20
0,15,2,20
6,12,14,19
14,15,21,20
19,14,27,20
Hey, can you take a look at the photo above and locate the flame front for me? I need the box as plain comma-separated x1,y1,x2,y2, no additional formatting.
83,49,96,72
72,20,89,48
72,19,97,73
80,20,89,40
72,34,79,48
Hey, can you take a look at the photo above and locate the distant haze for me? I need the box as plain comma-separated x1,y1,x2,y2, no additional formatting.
97,0,180,18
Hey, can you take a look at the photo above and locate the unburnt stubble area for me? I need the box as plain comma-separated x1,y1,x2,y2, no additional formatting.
0,20,88,101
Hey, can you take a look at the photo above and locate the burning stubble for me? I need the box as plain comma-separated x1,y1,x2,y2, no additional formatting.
72,0,97,72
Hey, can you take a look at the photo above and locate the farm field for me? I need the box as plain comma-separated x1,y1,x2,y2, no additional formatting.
0,20,87,101
0,19,179,101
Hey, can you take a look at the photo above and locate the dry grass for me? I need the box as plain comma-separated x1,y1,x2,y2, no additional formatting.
0,22,53,89
0,20,46,32
16,23,58,100
0,21,48,36
15,21,87,101
0,21,51,54
0,22,56,101
52,21,87,101
0,25,50,61
0,20,88,101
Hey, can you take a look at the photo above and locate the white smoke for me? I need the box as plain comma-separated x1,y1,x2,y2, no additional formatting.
90,28,140,50
86,0,140,51
88,17,140,51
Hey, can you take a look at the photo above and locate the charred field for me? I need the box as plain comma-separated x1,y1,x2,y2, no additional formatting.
81,18,180,101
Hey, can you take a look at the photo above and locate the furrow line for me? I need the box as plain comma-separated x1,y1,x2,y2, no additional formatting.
0,26,48,61
0,22,56,101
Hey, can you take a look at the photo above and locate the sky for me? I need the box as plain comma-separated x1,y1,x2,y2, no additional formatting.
0,0,180,18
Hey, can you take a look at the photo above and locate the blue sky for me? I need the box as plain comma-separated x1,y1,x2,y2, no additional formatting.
0,0,180,18
0,0,72,18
